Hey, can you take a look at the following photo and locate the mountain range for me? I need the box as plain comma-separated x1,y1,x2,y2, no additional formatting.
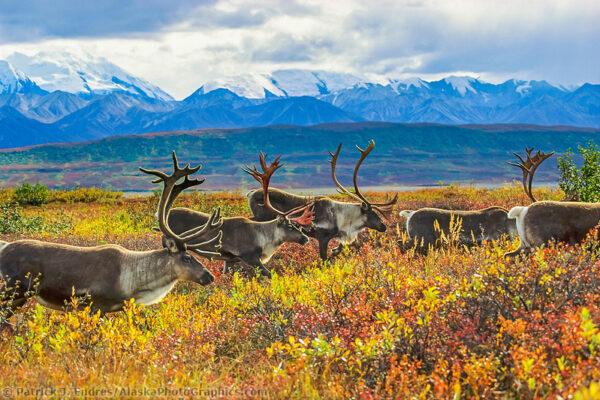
0,52,598,149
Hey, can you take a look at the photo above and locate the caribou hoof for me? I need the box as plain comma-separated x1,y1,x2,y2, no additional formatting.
261,270,272,279
0,321,15,335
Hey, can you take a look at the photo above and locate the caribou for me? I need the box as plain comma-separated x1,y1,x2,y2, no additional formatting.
398,207,518,252
164,152,314,279
0,152,223,317
503,147,600,258
248,141,397,260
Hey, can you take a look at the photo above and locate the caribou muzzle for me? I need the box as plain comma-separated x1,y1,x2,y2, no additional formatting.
199,269,215,285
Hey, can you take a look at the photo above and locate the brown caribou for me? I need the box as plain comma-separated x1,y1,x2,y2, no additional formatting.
164,152,314,278
503,147,600,258
396,147,556,252
248,140,397,260
398,207,518,252
0,152,222,318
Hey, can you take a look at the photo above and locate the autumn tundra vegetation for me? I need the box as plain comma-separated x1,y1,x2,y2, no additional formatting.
0,143,600,398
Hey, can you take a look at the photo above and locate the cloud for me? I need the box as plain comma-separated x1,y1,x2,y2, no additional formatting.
338,0,600,84
0,1,217,43
0,0,597,99
249,34,336,62
0,0,320,43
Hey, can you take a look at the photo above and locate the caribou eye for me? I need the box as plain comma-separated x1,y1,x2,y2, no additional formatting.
183,254,192,263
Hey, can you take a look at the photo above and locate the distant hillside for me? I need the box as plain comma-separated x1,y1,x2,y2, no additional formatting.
0,122,598,190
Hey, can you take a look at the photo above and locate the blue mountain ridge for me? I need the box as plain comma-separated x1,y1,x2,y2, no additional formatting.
0,76,598,149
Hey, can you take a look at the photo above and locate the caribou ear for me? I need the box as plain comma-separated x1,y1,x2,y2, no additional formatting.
164,238,180,253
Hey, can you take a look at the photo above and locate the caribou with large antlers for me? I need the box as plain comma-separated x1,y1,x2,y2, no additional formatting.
248,140,397,260
0,152,222,318
504,147,600,258
164,152,314,278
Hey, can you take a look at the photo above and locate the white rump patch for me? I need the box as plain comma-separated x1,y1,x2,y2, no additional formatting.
508,206,526,219
399,210,414,218
399,210,415,239
508,207,529,247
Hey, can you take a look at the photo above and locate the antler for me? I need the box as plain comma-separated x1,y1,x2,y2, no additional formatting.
164,174,206,212
329,143,364,203
353,140,376,204
140,151,222,254
369,192,398,219
286,202,315,225
329,140,397,214
243,152,286,217
507,147,554,203
243,153,314,225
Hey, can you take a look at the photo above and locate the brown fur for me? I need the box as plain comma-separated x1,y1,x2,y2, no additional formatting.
504,201,600,258
0,239,214,316
400,206,518,252
166,207,309,278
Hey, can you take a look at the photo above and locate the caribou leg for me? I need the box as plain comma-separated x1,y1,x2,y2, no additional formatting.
503,244,531,260
222,261,235,275
317,234,333,261
330,243,344,258
0,284,27,326
245,257,272,279
89,304,105,319
255,261,272,279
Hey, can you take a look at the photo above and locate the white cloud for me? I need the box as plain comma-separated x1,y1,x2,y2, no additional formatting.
0,0,597,99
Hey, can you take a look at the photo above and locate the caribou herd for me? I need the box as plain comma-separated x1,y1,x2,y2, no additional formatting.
1,141,598,318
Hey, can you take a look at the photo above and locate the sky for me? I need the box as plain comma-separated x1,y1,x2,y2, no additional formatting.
0,0,598,99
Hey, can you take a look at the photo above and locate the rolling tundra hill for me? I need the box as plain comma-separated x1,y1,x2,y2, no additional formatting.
0,122,598,191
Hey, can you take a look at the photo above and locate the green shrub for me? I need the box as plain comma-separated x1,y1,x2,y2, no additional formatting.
49,187,123,203
13,182,50,206
0,201,43,234
0,199,72,234
558,140,600,202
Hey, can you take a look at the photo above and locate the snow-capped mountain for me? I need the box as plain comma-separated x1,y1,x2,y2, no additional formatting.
0,91,89,123
0,52,598,149
6,52,173,101
321,77,599,126
0,60,47,95
197,69,363,99
441,76,478,96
